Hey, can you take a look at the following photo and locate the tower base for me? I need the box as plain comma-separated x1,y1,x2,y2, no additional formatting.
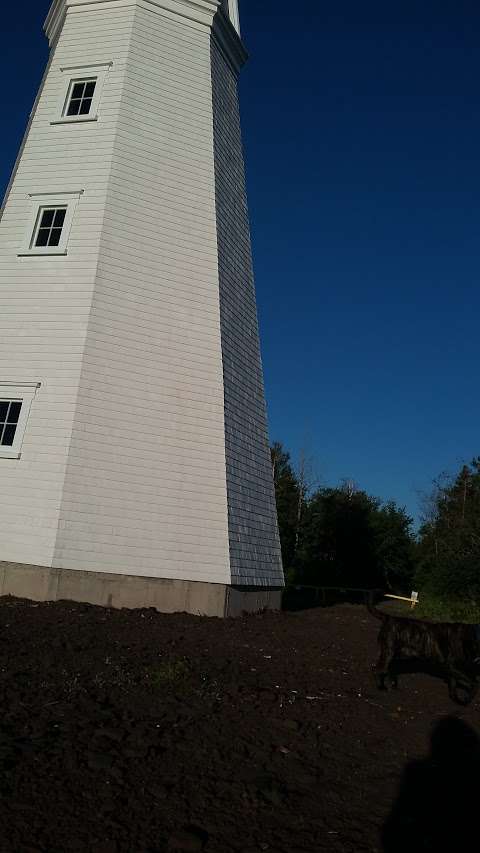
0,562,283,618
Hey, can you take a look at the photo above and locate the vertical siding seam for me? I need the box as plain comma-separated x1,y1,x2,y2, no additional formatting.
209,32,232,585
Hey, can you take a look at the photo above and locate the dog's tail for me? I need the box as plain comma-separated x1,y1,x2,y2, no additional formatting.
367,590,387,621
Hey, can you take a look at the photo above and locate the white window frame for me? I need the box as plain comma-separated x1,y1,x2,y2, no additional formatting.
18,190,84,257
62,77,98,119
51,62,112,126
0,383,40,460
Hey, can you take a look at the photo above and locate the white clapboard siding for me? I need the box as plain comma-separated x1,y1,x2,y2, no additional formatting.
0,0,284,590
53,2,231,583
0,3,133,564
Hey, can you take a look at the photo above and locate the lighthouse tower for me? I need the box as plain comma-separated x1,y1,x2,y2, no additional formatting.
0,0,284,616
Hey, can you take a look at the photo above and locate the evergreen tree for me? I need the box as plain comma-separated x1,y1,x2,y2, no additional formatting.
292,485,414,591
271,443,416,591
417,459,480,600
271,442,301,573
371,501,416,592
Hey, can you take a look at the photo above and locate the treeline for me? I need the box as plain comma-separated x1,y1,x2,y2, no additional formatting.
417,459,480,605
272,443,480,607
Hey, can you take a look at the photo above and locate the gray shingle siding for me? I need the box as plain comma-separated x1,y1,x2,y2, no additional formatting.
211,37,284,588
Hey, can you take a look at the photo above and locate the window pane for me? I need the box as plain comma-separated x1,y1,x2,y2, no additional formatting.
49,228,63,247
79,99,92,115
71,82,85,99
40,209,55,227
67,100,81,116
0,402,9,421
84,81,96,98
53,209,67,227
35,229,50,247
1,424,17,447
7,402,22,424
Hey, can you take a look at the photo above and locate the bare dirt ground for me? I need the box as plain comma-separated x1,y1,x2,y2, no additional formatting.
0,597,478,853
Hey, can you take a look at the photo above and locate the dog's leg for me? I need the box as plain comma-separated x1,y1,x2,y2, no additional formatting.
448,667,477,706
465,679,479,706
388,670,398,690
374,666,387,690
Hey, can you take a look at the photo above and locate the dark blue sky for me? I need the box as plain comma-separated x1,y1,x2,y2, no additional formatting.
2,1,479,522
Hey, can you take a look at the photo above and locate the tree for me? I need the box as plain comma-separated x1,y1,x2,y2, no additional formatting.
294,486,415,591
271,442,301,572
371,501,416,592
271,442,416,591
417,459,480,601
295,487,379,588
294,446,319,557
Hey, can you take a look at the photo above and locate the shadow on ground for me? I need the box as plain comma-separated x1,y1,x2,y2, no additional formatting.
382,716,480,852
282,586,369,611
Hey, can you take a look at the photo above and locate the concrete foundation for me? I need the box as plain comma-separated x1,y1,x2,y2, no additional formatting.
0,562,283,618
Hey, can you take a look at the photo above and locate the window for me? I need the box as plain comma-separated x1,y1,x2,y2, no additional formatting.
0,384,40,460
19,190,83,257
0,401,22,448
52,62,112,125
32,207,67,248
64,79,97,117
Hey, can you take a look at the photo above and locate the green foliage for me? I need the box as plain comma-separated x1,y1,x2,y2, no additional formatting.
416,594,480,624
295,487,378,587
271,443,416,593
371,501,417,592
271,443,480,609
271,442,301,570
416,459,480,603
294,486,415,591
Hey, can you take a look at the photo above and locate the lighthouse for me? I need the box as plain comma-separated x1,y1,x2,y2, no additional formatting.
0,0,284,616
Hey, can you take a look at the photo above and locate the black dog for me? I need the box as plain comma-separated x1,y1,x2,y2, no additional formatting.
368,596,480,705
